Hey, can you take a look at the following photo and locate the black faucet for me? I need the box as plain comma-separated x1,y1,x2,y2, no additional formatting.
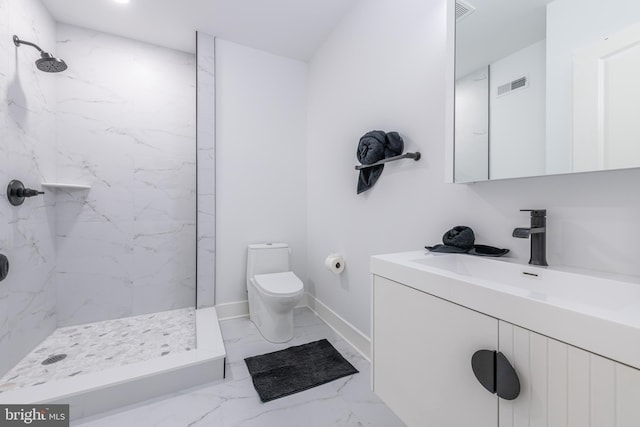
513,209,548,266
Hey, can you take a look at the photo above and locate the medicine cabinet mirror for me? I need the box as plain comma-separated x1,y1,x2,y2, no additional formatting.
454,0,640,182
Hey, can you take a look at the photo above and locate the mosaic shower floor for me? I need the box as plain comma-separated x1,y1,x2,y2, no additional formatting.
0,308,195,392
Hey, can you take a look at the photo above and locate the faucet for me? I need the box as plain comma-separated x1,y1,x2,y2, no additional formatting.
513,209,548,266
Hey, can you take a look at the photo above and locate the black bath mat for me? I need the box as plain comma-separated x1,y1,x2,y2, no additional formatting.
244,339,359,402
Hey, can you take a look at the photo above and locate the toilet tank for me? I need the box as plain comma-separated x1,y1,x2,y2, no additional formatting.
246,243,291,286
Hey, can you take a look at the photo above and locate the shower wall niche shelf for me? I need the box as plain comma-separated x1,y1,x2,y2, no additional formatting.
41,183,91,190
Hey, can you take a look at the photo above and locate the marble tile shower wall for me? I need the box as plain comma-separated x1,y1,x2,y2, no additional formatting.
54,24,197,326
196,32,215,308
0,0,58,376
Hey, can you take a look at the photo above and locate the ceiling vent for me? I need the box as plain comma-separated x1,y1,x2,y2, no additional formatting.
456,0,476,22
497,76,529,97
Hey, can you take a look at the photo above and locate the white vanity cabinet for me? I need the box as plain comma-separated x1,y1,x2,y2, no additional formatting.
372,275,640,427
498,322,640,427
373,275,498,427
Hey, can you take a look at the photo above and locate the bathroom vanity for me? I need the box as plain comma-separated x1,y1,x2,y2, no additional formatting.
371,252,640,427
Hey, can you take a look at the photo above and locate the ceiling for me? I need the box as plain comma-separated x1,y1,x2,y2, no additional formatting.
40,0,357,60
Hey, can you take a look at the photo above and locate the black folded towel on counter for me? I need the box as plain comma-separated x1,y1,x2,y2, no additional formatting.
468,245,510,257
425,226,475,253
357,131,404,194
425,226,509,257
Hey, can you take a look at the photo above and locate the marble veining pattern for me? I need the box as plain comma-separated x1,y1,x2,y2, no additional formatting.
54,24,197,326
0,0,58,377
0,308,195,392
71,308,406,427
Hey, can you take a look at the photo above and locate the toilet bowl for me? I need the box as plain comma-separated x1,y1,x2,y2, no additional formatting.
246,244,304,343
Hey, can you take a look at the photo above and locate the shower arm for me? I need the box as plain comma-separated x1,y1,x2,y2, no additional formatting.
13,35,44,53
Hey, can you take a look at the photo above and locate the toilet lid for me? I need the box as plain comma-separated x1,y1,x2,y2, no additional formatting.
253,272,303,296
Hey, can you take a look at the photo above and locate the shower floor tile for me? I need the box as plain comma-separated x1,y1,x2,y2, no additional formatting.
0,308,195,392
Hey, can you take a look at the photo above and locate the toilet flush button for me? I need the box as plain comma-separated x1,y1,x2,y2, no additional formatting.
0,254,9,282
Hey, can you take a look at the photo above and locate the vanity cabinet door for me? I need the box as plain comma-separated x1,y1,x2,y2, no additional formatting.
498,322,640,427
373,275,498,427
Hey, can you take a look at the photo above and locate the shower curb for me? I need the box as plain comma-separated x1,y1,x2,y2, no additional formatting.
1,308,226,421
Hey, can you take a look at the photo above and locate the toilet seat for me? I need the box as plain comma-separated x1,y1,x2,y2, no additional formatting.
253,272,303,297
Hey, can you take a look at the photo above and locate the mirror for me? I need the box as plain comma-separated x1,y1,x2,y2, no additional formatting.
454,0,640,182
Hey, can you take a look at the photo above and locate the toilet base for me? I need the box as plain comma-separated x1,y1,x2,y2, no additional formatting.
248,281,302,343
249,310,294,343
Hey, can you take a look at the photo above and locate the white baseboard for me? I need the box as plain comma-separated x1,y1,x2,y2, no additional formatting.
215,296,308,320
215,300,249,320
215,293,371,360
305,294,371,361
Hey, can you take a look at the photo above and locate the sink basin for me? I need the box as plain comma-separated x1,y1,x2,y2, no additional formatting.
371,251,640,370
412,254,640,312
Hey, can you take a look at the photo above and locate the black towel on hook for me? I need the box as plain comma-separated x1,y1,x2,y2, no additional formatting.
356,131,404,194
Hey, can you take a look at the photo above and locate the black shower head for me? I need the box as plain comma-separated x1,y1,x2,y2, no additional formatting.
13,35,68,73
36,52,68,73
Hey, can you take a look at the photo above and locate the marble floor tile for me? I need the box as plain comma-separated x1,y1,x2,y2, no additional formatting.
0,308,195,392
71,308,405,427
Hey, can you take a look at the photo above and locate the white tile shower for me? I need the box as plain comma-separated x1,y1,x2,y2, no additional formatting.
54,24,197,327
0,0,58,377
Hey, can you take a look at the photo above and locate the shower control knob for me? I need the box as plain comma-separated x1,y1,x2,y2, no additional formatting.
0,254,8,282
18,188,44,198
7,180,45,206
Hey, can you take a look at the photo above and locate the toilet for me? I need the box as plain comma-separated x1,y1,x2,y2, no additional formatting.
246,243,304,343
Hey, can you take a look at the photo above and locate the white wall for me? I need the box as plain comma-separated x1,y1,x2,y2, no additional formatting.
490,40,546,180
306,0,640,338
54,24,196,326
306,0,450,336
0,0,58,376
215,39,308,304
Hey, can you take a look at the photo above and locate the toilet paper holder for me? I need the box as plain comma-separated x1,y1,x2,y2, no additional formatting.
325,254,346,274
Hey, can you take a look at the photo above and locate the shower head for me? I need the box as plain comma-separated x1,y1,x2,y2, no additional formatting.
13,35,67,73
36,53,67,73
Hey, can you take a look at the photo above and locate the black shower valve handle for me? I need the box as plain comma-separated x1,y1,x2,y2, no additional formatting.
0,254,9,282
17,188,45,198
7,180,45,206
